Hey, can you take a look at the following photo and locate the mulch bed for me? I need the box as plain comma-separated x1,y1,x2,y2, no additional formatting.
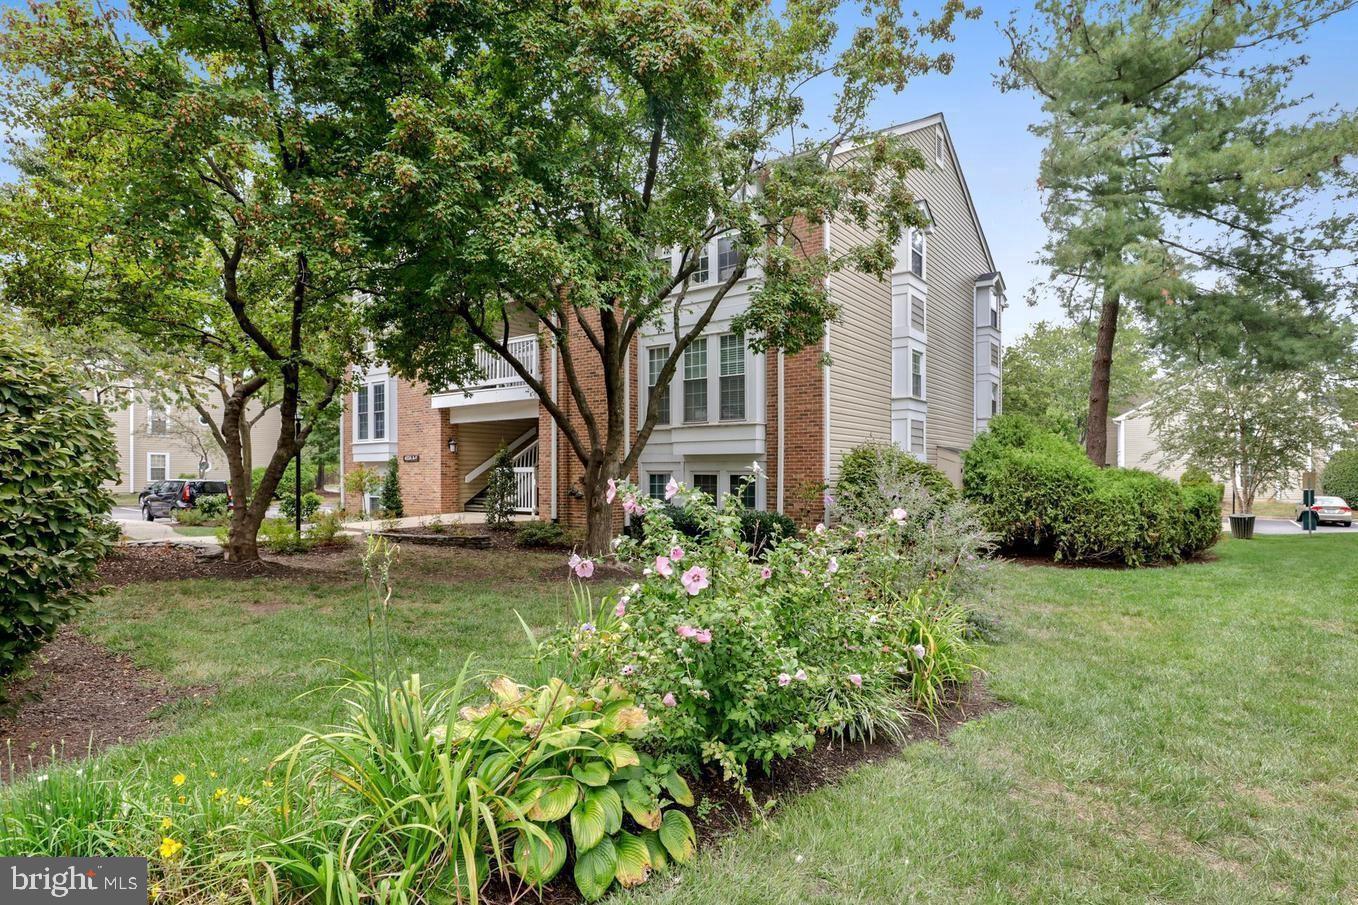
95,544,346,587
0,627,213,782
480,681,1000,904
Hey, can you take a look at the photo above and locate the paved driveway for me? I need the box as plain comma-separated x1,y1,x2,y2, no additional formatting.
1232,516,1358,536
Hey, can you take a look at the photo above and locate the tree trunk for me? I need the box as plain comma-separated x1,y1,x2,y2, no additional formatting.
315,459,327,490
1084,289,1120,465
583,474,614,555
240,417,253,477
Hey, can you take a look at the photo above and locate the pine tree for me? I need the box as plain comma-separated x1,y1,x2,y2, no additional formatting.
379,457,404,519
483,446,516,530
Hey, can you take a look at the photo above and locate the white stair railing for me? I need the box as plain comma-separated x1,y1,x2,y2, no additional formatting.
511,442,538,514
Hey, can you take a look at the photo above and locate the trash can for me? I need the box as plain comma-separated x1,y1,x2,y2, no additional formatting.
1228,513,1256,540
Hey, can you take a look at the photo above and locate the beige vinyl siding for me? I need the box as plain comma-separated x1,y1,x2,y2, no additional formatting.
1118,409,1183,478
826,120,993,476
456,419,536,505
827,212,893,479
899,124,991,465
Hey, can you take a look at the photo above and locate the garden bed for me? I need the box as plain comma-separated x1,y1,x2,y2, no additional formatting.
371,528,494,548
96,544,347,586
0,627,213,782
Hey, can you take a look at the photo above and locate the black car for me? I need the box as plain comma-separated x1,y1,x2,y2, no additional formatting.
141,479,229,521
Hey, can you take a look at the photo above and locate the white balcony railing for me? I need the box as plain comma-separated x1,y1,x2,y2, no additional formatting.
464,335,539,391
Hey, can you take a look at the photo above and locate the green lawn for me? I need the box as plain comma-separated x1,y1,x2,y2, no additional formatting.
170,525,221,537
616,534,1358,904
26,535,1358,903
71,545,572,793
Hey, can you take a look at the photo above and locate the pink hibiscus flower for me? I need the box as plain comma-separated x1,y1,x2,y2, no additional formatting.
676,625,699,639
777,673,792,687
670,545,685,562
891,507,908,525
664,477,680,501
694,628,712,644
662,692,677,708
573,558,595,579
614,599,627,617
848,673,863,688
654,555,674,578
680,565,709,596
605,478,618,504
760,566,772,580
827,556,839,575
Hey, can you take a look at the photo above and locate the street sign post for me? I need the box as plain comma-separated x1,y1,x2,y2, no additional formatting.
1301,488,1318,533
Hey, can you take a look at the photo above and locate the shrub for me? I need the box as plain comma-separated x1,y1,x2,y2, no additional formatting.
1179,464,1215,486
173,507,209,527
835,440,957,525
306,509,349,547
252,461,318,502
0,326,118,682
739,510,797,557
343,464,378,510
278,490,321,522
484,446,516,529
259,518,312,554
547,483,979,789
963,416,1221,565
195,494,229,520
379,457,404,518
516,520,570,548
1322,450,1358,507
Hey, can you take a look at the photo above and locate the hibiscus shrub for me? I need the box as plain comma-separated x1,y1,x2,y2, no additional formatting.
545,482,980,789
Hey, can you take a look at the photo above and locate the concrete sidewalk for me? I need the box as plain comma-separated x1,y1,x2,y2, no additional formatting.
115,517,222,549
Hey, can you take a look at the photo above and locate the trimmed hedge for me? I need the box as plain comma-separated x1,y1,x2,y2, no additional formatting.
624,506,796,557
963,414,1221,566
835,440,957,524
1321,450,1358,507
0,326,119,681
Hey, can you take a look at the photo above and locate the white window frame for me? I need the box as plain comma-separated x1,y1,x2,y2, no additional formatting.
693,243,710,283
911,349,926,400
718,334,746,422
147,404,168,437
647,345,671,426
717,236,740,281
147,452,169,482
682,340,708,423
353,379,390,443
646,471,672,500
910,230,926,279
683,464,764,510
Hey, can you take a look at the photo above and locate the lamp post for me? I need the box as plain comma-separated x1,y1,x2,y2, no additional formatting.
294,408,303,534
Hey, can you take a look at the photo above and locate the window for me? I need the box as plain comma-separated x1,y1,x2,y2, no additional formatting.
910,230,925,278
655,250,673,278
729,474,756,509
683,340,708,423
648,346,671,425
148,404,167,436
371,383,386,440
694,244,710,283
148,453,168,482
355,381,388,441
911,420,925,456
911,349,925,399
990,294,1000,328
717,236,740,281
648,472,672,500
719,334,746,421
991,382,1000,416
692,473,719,499
910,294,926,333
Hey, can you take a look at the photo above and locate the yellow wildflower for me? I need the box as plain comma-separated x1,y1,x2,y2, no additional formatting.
262,779,274,788
172,773,186,787
150,883,161,901
177,796,187,805
213,787,227,800
160,817,173,830
208,770,218,779
236,795,252,807
158,837,183,859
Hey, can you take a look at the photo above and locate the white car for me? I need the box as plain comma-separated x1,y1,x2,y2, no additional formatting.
1295,496,1354,527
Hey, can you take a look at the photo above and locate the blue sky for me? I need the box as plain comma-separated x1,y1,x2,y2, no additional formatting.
2,1,1357,340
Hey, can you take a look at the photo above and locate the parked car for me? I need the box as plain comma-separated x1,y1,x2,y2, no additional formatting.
142,479,229,521
137,481,165,505
1295,496,1353,527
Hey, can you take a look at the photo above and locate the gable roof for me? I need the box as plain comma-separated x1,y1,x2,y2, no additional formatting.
868,113,998,278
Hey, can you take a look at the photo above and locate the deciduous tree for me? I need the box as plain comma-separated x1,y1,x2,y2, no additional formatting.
355,0,981,552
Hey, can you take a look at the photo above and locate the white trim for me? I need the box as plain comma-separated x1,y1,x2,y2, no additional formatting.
463,428,538,483
1117,419,1126,467
128,401,137,491
147,451,169,483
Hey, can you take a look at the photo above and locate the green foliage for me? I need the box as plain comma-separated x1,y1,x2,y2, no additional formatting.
835,440,957,524
195,494,229,520
1179,464,1215,487
0,762,127,856
0,323,118,682
549,483,980,790
278,491,321,523
173,508,211,527
253,463,319,503
259,519,312,555
1321,451,1358,507
738,510,798,558
515,520,570,549
963,416,1221,566
484,446,517,530
1002,321,1157,443
306,510,349,547
379,458,404,519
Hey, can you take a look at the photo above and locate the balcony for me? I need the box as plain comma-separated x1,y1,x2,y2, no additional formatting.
430,335,541,422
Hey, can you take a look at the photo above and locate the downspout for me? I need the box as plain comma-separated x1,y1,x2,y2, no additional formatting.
550,344,559,521
128,401,136,492
338,395,346,511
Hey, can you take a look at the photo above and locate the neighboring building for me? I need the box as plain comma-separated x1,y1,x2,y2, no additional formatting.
340,113,1004,527
1111,400,1322,503
99,389,283,493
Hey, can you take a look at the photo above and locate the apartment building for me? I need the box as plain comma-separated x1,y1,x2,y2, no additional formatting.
340,113,1003,527
99,389,282,494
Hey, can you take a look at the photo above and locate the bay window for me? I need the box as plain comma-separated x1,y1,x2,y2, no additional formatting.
719,334,746,421
683,341,708,423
